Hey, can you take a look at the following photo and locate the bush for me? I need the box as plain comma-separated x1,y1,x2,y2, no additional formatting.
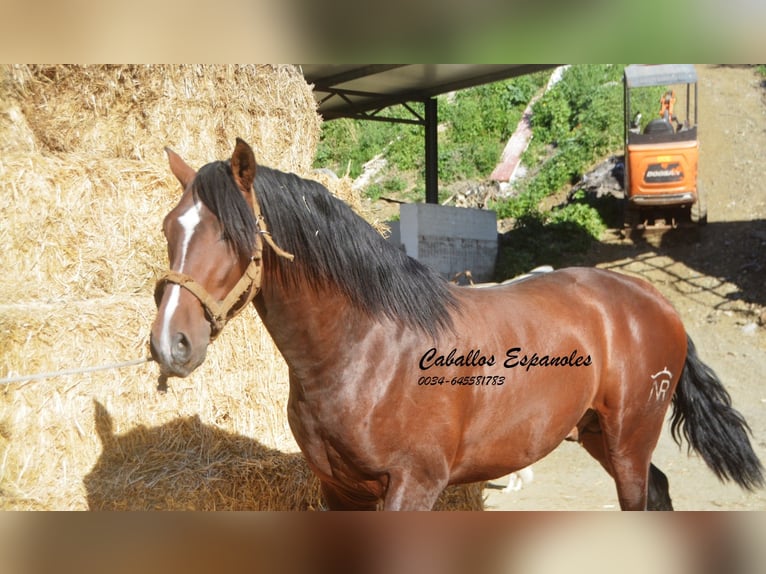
314,118,396,179
493,66,626,218
549,202,606,241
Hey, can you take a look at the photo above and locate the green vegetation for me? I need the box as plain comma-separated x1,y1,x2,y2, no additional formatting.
491,65,629,276
437,77,543,182
314,72,549,196
314,65,640,279
491,65,625,220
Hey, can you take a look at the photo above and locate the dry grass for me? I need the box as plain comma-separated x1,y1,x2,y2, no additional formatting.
4,64,321,171
0,64,322,304
0,65,484,511
0,154,174,303
1,298,299,510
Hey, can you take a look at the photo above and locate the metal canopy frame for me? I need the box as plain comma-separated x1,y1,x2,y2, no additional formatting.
301,64,557,203
624,64,697,89
623,64,699,147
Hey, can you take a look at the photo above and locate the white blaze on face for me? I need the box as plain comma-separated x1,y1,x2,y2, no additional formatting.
159,200,202,358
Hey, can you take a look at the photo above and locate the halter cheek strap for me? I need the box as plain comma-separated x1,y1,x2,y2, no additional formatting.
154,190,293,340
155,255,262,339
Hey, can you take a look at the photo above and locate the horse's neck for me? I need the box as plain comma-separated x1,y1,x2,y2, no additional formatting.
254,278,367,377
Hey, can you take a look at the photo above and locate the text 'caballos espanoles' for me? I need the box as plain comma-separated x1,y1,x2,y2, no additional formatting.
418,347,592,372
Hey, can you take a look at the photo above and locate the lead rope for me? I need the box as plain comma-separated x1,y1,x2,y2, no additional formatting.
250,190,294,262
256,215,294,262
0,357,152,386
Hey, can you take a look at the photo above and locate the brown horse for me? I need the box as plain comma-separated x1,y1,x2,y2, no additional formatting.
150,138,763,510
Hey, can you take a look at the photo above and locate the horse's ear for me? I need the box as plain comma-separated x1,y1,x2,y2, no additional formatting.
164,147,196,189
230,137,257,194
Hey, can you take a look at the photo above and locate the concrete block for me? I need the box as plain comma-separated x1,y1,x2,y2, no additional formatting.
398,203,497,282
384,219,400,249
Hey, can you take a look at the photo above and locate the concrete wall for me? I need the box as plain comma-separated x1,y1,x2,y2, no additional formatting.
395,203,498,282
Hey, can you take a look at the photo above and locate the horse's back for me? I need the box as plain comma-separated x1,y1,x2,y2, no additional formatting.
461,266,682,331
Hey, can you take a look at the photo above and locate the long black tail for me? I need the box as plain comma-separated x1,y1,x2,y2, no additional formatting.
670,335,764,490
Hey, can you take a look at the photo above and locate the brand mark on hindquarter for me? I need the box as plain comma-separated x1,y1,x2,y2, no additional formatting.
649,367,672,402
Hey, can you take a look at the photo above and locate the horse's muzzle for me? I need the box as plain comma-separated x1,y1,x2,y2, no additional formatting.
149,328,208,378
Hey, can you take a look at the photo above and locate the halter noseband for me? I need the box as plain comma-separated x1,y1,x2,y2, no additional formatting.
154,192,293,341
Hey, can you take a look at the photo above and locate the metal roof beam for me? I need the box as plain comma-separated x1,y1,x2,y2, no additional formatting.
305,64,408,90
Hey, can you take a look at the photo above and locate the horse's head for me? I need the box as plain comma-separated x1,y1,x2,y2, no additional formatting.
150,139,263,378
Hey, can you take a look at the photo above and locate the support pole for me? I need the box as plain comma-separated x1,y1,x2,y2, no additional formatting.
424,98,438,204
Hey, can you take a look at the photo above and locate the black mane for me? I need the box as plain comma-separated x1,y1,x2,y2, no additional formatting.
196,160,458,337
193,161,258,258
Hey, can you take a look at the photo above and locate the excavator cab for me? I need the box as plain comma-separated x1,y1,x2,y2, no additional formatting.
623,64,706,231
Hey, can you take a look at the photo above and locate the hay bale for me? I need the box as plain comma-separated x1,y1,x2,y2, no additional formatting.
3,65,321,171
84,402,322,511
1,298,297,510
0,64,320,304
0,64,484,510
0,71,36,156
0,154,175,303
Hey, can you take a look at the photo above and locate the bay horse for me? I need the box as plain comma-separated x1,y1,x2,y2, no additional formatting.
150,138,763,510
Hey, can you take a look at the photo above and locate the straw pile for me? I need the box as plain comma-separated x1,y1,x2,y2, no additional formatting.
0,65,483,510
4,64,319,169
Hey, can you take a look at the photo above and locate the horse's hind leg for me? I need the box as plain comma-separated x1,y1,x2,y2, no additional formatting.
580,433,650,509
576,411,656,510
647,463,673,510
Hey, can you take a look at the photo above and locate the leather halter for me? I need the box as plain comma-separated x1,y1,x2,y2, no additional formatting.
154,191,293,341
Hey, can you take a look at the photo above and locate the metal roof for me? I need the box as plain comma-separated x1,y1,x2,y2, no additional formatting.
624,64,697,88
300,64,557,121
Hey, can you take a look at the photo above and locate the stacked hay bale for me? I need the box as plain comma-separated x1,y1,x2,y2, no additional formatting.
0,65,484,510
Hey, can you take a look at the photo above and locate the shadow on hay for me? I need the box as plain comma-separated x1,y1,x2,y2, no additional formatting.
84,401,484,511
85,400,321,511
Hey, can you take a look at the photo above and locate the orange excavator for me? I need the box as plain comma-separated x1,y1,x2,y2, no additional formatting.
623,65,706,233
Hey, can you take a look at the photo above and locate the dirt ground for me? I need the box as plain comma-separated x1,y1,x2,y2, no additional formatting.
484,65,766,511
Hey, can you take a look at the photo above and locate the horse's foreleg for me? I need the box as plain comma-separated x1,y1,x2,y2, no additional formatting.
382,469,448,511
